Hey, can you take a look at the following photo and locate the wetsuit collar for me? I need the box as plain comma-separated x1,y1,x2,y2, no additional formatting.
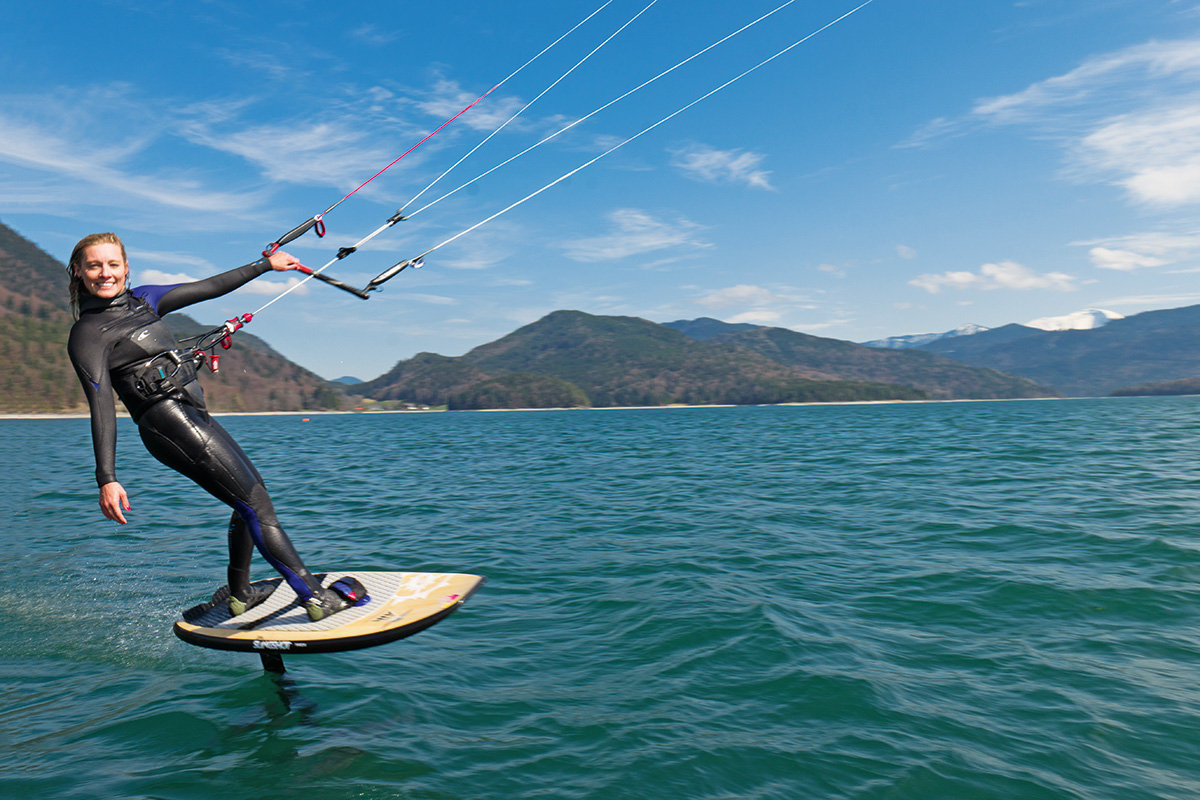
78,288,133,314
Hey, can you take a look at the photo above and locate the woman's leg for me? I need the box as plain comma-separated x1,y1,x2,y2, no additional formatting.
226,510,255,599
136,400,324,602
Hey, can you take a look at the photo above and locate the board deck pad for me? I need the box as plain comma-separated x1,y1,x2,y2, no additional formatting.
174,571,485,655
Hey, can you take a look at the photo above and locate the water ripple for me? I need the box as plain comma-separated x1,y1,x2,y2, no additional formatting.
4,398,1200,798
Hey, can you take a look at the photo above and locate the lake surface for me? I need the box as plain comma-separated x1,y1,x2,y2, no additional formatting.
4,398,1200,799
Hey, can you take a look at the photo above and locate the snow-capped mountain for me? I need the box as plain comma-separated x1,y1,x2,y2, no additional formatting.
862,323,989,350
1024,308,1123,331
864,309,1124,350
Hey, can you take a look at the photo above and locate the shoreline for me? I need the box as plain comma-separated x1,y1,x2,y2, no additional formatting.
0,396,1092,421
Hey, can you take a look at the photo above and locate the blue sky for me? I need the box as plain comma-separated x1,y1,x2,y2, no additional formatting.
2,0,1197,379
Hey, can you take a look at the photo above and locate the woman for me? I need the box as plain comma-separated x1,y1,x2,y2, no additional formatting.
67,232,360,621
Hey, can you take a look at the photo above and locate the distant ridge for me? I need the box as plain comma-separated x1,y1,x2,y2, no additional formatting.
1112,376,1200,397
662,317,763,340
918,305,1200,397
712,326,1054,400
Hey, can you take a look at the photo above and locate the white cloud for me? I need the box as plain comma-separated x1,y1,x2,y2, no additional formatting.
416,79,533,134
728,310,782,324
562,208,710,262
0,106,261,214
896,244,917,259
348,24,400,46
405,293,457,305
896,116,963,149
912,37,1200,208
1088,246,1170,271
668,143,774,190
138,269,199,285
435,221,523,271
177,118,397,190
1097,291,1200,308
1075,229,1200,270
235,276,312,296
973,39,1200,124
129,249,215,272
696,284,783,308
692,284,823,330
909,260,1077,293
1076,104,1200,205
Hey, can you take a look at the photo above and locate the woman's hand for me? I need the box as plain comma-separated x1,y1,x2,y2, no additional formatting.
99,481,130,524
266,250,303,272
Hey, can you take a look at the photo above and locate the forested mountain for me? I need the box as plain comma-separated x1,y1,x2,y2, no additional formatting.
359,310,1036,409
709,326,1053,400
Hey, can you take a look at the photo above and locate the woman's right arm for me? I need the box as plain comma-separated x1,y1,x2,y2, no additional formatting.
68,324,129,523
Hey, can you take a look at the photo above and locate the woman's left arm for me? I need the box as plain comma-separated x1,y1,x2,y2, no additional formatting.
154,251,302,315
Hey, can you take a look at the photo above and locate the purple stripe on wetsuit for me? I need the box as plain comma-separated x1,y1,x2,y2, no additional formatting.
132,284,180,315
232,499,314,601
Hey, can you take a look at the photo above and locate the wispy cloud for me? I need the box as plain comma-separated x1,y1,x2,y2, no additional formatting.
1096,291,1200,309
129,249,214,272
972,39,1200,124
234,275,312,297
348,24,401,46
404,293,458,305
0,96,261,214
1073,229,1200,270
909,260,1077,293
138,269,199,285
1075,104,1200,205
896,116,962,149
668,143,774,190
0,76,457,226
696,284,785,308
433,220,523,271
1087,247,1170,271
906,37,1200,208
415,78,535,134
562,208,710,262
691,283,822,327
176,117,398,190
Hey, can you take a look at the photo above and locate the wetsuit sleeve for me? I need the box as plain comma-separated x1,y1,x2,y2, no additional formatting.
68,323,120,487
151,258,274,316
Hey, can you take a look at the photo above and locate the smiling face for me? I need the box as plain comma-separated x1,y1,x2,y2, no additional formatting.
75,243,129,298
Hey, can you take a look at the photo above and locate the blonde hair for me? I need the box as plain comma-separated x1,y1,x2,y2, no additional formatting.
68,232,128,318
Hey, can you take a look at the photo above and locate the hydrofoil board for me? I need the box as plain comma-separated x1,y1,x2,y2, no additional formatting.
174,571,485,659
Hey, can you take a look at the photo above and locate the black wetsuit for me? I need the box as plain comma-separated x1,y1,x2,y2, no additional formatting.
68,261,325,604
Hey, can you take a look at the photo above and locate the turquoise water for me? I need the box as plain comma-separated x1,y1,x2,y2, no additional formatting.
4,398,1200,799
